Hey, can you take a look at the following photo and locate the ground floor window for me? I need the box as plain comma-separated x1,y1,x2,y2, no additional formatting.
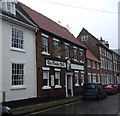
55,72,60,86
88,73,92,83
75,71,79,86
42,70,51,89
92,74,96,83
97,74,100,83
81,72,84,86
12,63,24,86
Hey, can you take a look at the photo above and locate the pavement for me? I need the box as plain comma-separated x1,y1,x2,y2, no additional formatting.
11,96,82,116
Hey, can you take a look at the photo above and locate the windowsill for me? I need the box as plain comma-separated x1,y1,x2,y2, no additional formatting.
42,86,51,90
55,85,62,89
11,47,25,53
80,61,84,63
11,85,26,90
42,51,50,56
75,84,80,87
74,59,78,62
65,57,70,60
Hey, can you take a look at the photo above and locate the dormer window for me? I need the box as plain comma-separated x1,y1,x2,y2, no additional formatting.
2,1,16,15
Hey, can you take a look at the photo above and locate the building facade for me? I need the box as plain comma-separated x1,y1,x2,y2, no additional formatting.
1,0,37,103
20,2,87,100
77,28,120,84
86,50,101,83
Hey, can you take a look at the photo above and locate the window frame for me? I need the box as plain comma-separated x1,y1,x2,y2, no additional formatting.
41,33,50,55
11,27,24,51
64,43,70,59
75,71,80,86
11,63,26,89
73,46,78,61
54,71,61,88
42,67,51,90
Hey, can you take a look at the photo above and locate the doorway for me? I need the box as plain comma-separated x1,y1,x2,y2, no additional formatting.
65,72,73,98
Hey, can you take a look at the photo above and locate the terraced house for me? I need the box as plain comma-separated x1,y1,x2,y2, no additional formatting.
77,28,120,85
0,0,38,105
19,2,87,101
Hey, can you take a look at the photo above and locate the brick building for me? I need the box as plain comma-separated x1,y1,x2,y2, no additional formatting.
86,50,101,83
77,28,120,84
19,2,87,100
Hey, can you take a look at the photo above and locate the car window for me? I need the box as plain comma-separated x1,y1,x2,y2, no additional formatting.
112,85,117,87
84,84,95,89
104,85,111,88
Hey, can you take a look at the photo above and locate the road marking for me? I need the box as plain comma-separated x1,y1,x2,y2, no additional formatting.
28,100,83,115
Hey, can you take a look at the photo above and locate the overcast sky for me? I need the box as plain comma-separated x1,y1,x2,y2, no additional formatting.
18,0,119,49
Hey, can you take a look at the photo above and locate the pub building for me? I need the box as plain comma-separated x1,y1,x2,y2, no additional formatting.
20,2,87,101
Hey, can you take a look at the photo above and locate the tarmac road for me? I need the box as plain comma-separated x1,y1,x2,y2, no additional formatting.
28,93,120,115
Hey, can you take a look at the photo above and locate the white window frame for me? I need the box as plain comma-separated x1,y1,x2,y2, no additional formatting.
88,73,92,83
92,61,95,69
87,59,91,67
11,27,24,52
75,71,80,86
2,2,16,15
73,47,78,61
81,71,84,86
41,33,50,56
64,43,70,59
53,38,61,58
42,67,51,90
97,63,99,69
11,63,26,90
54,69,62,88
81,35,88,41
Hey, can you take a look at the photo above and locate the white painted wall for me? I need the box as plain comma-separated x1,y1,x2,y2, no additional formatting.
2,19,37,102
0,17,3,103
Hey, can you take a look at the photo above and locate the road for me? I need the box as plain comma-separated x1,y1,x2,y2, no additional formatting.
28,93,120,115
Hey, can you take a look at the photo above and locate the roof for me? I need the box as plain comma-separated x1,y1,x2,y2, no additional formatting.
19,2,86,49
86,49,100,62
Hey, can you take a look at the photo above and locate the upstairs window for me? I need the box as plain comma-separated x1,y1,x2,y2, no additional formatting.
87,59,91,67
2,2,16,15
42,33,49,53
73,46,78,61
64,43,69,59
92,61,95,69
80,49,84,63
81,35,88,41
53,38,61,58
12,28,24,50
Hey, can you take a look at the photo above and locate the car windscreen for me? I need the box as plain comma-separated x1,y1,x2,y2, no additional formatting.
84,84,95,89
104,85,111,88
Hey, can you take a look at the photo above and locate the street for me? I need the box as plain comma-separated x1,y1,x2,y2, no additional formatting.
27,93,120,115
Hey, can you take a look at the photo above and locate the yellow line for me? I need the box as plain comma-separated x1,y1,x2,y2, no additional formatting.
28,100,82,115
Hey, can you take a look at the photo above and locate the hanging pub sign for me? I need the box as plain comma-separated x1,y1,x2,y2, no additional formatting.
46,59,66,68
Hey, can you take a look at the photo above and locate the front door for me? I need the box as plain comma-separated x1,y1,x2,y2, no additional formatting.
65,73,73,97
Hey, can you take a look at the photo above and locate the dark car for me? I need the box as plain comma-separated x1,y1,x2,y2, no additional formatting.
112,84,120,93
0,105,13,116
82,83,107,100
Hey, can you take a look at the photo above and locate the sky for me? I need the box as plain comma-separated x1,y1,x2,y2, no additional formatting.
18,0,119,49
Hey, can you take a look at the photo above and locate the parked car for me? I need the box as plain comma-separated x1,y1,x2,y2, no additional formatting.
104,84,118,95
112,84,120,93
0,105,13,116
82,83,107,100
